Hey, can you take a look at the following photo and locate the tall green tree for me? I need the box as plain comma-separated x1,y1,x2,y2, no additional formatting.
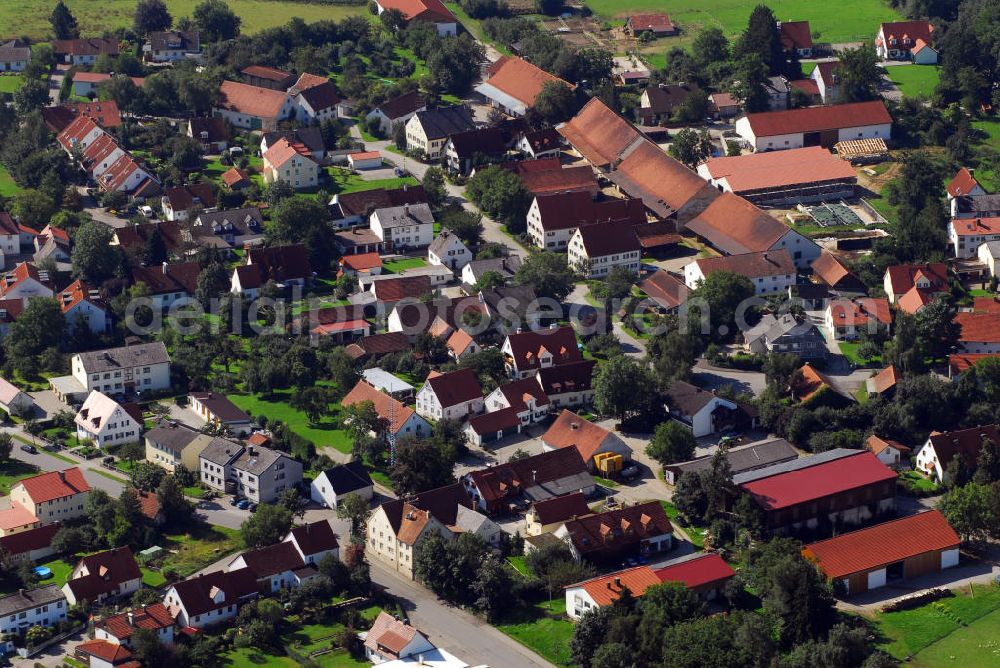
134,0,173,34
241,503,293,548
514,251,576,300
14,80,49,115
389,438,456,495
838,45,882,103
192,0,242,41
72,221,123,283
646,421,697,466
534,81,578,124
3,298,65,374
594,355,656,423
687,271,756,343
734,5,785,76
669,128,714,168
50,0,80,39
466,165,532,233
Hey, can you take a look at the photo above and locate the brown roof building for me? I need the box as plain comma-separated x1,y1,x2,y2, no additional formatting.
477,55,572,117
462,447,594,514
541,410,632,469
555,501,673,564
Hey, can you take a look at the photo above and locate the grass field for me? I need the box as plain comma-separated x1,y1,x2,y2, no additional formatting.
0,75,24,94
0,461,39,495
0,164,21,198
229,388,353,453
876,584,1000,660
886,64,942,98
972,118,1000,192
383,257,427,273
224,648,299,668
160,525,243,578
911,607,1000,667
326,168,418,195
4,0,367,40
838,341,881,367
496,599,574,667
584,0,901,44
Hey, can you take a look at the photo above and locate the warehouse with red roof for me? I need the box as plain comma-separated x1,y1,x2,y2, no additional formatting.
803,510,960,595
735,101,892,152
734,449,897,534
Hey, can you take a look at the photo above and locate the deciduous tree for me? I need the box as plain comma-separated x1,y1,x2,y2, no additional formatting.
134,0,173,34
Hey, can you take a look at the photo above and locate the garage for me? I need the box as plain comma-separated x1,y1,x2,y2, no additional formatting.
803,510,961,597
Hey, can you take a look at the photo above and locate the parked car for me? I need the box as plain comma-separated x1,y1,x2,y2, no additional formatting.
247,503,258,512
237,499,251,510
621,465,640,481
20,444,37,454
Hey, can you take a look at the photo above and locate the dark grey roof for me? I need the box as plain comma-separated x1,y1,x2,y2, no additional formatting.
664,380,729,417
732,447,862,485
0,585,65,616
148,31,200,52
767,76,790,94
762,313,825,344
413,106,476,140
464,256,521,282
377,91,427,120
955,194,1000,215
373,203,434,228
320,461,374,496
199,438,244,466
145,421,201,454
263,126,326,155
233,446,283,475
76,342,170,374
192,207,263,237
667,438,799,479
0,39,30,62
480,285,538,325
428,230,468,257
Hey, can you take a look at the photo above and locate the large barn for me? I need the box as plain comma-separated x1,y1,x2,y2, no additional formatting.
735,101,892,152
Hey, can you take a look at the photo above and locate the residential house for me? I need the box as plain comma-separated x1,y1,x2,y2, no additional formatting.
883,263,948,312
811,251,865,294
463,447,594,515
221,167,251,191
568,221,642,279
364,612,436,663
446,329,480,361
952,193,1000,219
501,325,581,379
404,106,476,159
684,250,796,295
541,410,633,472
0,211,19,266
956,311,1000,354
339,252,382,279
187,117,229,153
866,364,900,399
144,30,200,62
145,421,211,473
735,449,897,534
500,158,599,197
518,128,562,159
289,72,342,124
484,377,550,426
241,65,295,90
62,548,143,606
684,193,821,268
709,92,742,119
11,469,90,525
0,506,39,537
213,80,294,131
344,331,410,361
94,603,175,647
329,184,427,230
226,541,320,593
0,524,60,565
464,408,522,447
696,146,857,206
132,262,200,311
527,191,645,251
779,20,813,57
261,126,328,162
947,167,986,199
914,424,1000,483
663,437,798,485
189,392,253,436
284,520,340,566
161,183,217,222
262,138,319,189
74,391,142,448
53,37,119,65
427,230,472,271
803,511,958,596
70,342,171,396
443,126,508,175
98,153,157,195
370,203,435,250
525,492,591,536
56,114,105,154
231,244,311,298
624,14,677,36
0,585,67,636
190,208,264,248
765,76,790,111
824,297,892,340
735,101,893,152
416,368,484,421
638,83,700,125
198,438,244,493
811,61,841,104
0,376,32,417
311,461,374,508
366,91,427,136
0,262,54,302
742,313,827,358
299,304,371,343
231,445,303,504
663,380,749,438
460,256,521,290
68,72,142,98
555,501,672,565
950,216,1000,258
866,434,911,468
369,275,434,309
637,270,690,314
476,55,571,117
536,360,597,410
163,568,259,629
75,639,135,666
480,285,543,333
347,151,382,170
0,39,30,71
111,220,182,258
374,0,458,36
342,379,431,443
875,20,937,63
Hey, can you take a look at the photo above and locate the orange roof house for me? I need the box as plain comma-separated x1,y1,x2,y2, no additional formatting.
541,410,632,468
866,365,899,398
342,380,430,439
215,80,291,131
477,56,572,116
375,0,457,28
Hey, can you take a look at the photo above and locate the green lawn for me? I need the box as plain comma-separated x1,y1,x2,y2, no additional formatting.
496,599,574,667
838,341,881,367
583,0,901,43
160,525,243,578
0,75,23,94
876,584,1000,660
972,118,1000,191
899,469,939,494
326,168,418,195
0,460,40,495
183,485,204,497
886,64,942,99
383,257,427,273
912,607,1000,667
0,164,21,197
508,555,529,576
224,648,299,668
141,567,168,588
229,389,353,454
4,0,366,40
37,558,75,586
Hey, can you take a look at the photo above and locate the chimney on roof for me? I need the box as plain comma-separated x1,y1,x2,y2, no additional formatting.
128,611,134,626
570,422,579,430
58,470,65,482
162,261,168,274
614,577,621,588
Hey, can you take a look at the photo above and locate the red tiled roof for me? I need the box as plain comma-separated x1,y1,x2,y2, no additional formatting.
866,434,910,455
947,167,981,198
244,244,311,284
615,140,715,216
868,365,899,394
828,298,892,328
497,377,550,411
686,193,791,255
531,491,591,526
878,20,934,47
131,489,162,521
951,217,1000,237
0,523,59,556
468,446,588,505
222,167,250,188
218,80,289,119
535,359,597,396
96,603,173,641
0,212,16,236
375,0,455,24
574,220,641,257
701,146,855,193
15,468,89,503
53,37,119,56
67,547,142,601
561,501,672,555
364,611,422,659
569,565,662,606
484,56,570,109
287,520,339,556
57,115,102,152
535,190,640,234
518,165,596,195
167,567,259,617
949,353,1000,375
341,252,382,272
345,331,411,359
779,20,813,50
62,99,122,128
558,98,642,168
790,363,832,402
740,451,896,510
956,312,1000,343
77,639,133,662
926,425,1000,472
241,65,292,81
164,183,217,212
654,553,735,589
897,286,938,314
372,275,432,302
628,13,675,32
57,279,104,315
424,368,482,408
694,249,795,279
803,510,958,579
467,406,521,435
504,325,581,372
743,101,892,138
811,251,863,290
542,409,616,463
342,380,418,434
132,261,201,296
238,541,305,578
